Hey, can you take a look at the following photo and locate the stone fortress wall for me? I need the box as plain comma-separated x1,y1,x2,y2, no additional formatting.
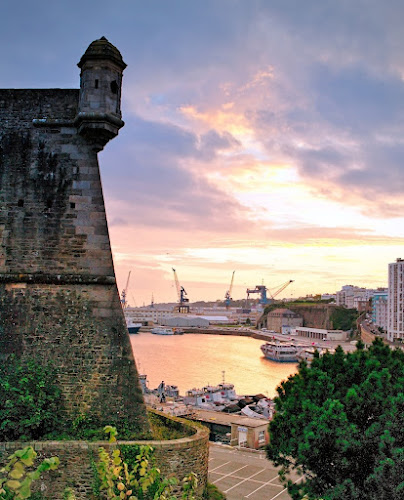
0,38,209,497
0,39,149,434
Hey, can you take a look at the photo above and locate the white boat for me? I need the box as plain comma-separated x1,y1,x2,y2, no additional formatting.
297,347,334,365
260,341,299,362
217,383,238,401
151,326,174,335
126,319,142,334
184,382,238,407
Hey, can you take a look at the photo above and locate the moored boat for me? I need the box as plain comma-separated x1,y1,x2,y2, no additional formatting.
126,319,142,334
260,341,299,362
151,326,175,335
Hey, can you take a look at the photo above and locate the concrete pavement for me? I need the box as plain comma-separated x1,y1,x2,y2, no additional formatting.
208,443,302,500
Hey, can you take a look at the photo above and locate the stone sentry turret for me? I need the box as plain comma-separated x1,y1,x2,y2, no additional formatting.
0,38,149,434
76,36,126,150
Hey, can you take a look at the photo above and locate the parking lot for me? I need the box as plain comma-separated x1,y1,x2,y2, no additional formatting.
209,444,302,500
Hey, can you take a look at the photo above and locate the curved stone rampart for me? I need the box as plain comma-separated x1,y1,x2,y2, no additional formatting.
0,411,209,499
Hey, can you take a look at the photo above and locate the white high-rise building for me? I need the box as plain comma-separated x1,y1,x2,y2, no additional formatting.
387,258,404,342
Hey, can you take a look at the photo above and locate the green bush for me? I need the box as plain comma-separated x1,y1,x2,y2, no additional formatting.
95,426,197,500
204,482,226,499
148,412,194,440
0,356,63,441
267,339,404,499
330,306,359,331
0,445,59,499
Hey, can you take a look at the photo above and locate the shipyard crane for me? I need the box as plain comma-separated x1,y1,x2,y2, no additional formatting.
246,285,268,305
246,279,294,305
172,268,190,313
120,271,131,309
268,280,294,301
225,271,235,309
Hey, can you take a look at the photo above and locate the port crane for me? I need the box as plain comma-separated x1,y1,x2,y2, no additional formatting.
246,279,294,305
120,271,131,309
225,270,235,309
172,268,190,313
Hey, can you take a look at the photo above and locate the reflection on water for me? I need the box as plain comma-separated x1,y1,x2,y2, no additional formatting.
130,333,298,398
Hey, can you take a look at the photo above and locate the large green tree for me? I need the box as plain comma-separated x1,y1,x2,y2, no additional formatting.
267,339,404,500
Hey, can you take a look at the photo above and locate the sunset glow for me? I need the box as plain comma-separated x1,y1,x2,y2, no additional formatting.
3,1,404,305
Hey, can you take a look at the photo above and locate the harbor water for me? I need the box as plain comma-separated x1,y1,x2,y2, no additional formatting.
130,332,298,398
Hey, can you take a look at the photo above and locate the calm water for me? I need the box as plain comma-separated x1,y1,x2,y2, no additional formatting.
130,333,298,398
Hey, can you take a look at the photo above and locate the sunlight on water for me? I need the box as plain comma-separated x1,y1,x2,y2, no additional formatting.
130,333,298,398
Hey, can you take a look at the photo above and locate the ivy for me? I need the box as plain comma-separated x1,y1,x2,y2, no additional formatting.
0,356,63,441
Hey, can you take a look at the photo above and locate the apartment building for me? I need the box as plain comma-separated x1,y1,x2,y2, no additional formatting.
336,285,375,310
388,258,404,342
372,291,388,330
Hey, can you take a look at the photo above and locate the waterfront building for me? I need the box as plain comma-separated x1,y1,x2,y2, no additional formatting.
189,409,269,449
125,306,176,325
292,326,348,342
125,304,259,325
164,316,210,328
266,308,303,333
387,258,404,342
372,290,388,330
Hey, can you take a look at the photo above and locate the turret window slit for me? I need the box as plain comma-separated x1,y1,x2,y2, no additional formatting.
110,80,118,94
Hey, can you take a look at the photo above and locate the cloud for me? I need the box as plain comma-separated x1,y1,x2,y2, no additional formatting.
101,115,252,232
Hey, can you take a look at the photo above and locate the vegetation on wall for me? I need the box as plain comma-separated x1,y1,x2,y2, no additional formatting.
0,427,200,500
147,411,195,441
329,306,359,331
267,339,404,500
0,446,59,499
0,355,63,441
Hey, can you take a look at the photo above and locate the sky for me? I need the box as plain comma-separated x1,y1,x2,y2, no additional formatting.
2,1,404,305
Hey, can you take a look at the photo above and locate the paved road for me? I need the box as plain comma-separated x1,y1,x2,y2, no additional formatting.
208,444,302,500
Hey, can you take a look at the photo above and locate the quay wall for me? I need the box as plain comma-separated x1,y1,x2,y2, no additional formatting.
183,328,251,337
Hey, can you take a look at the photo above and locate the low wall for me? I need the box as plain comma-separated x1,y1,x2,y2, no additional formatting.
0,411,209,499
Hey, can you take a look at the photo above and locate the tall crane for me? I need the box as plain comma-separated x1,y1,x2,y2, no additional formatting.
246,285,268,304
246,279,294,305
225,270,235,309
120,271,131,309
268,280,294,301
172,268,190,313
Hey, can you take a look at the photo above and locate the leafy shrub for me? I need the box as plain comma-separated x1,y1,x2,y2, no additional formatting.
330,306,359,331
0,356,63,441
148,412,194,440
204,482,226,499
0,446,59,499
96,426,197,500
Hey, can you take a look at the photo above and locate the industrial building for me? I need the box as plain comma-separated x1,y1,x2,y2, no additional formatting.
292,326,348,341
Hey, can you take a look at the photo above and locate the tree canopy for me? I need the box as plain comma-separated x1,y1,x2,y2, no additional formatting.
267,339,404,500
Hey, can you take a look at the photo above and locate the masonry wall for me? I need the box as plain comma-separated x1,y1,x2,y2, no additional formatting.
0,89,148,434
0,89,114,277
0,414,210,499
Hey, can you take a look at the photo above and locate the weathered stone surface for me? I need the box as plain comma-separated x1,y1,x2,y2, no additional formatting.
0,40,148,435
0,38,209,495
0,413,210,499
